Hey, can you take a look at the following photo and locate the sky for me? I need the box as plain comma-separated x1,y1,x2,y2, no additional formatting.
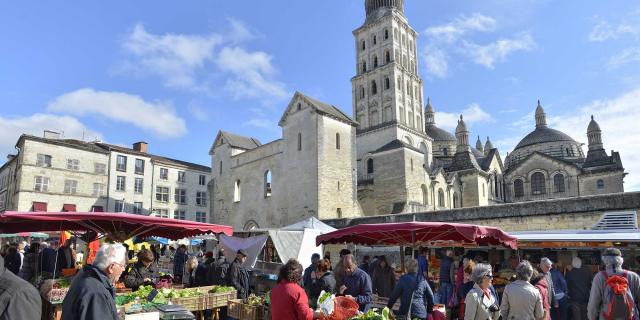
1,1,639,190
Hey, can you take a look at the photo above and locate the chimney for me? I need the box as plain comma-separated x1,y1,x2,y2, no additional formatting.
43,130,61,139
132,141,148,153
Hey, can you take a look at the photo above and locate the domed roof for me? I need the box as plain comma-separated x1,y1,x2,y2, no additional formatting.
365,0,404,16
425,125,455,142
514,127,578,150
587,115,601,133
455,115,468,134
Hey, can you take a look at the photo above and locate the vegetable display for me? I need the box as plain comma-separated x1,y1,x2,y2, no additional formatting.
350,307,392,320
116,285,235,306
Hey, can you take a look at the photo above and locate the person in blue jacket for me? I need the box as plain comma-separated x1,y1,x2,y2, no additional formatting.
388,258,435,320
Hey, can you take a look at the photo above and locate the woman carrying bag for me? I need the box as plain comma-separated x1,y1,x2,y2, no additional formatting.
464,264,500,320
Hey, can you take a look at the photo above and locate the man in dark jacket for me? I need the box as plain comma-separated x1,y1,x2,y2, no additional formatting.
0,255,42,320
210,250,230,285
227,249,250,299
339,254,373,312
173,245,188,282
566,257,592,320
124,249,158,291
4,247,21,275
195,251,215,286
303,253,321,288
62,243,127,320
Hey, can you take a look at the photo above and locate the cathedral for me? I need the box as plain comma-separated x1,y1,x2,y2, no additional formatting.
209,0,625,229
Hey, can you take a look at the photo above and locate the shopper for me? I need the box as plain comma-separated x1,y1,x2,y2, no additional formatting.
61,243,127,320
334,248,351,288
308,259,336,308
4,247,21,275
438,249,456,316
539,258,558,313
227,249,250,299
500,261,544,320
173,245,188,282
0,254,42,319
550,262,569,320
463,263,500,320
565,257,591,320
303,253,321,288
124,249,159,291
360,255,372,274
531,271,551,320
458,260,476,316
183,256,198,287
372,255,396,297
339,254,373,312
18,242,40,283
270,259,321,320
587,248,640,320
387,258,435,320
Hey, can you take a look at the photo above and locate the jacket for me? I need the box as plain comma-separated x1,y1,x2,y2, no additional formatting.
270,281,313,320
342,267,373,312
18,252,39,283
61,264,118,320
542,271,557,306
550,269,568,300
209,257,230,286
3,252,21,275
196,258,214,286
533,277,551,320
565,267,592,304
464,284,500,320
303,263,316,288
309,272,337,307
587,269,640,320
0,255,42,320
440,256,455,283
173,249,188,278
40,247,57,274
500,280,544,320
124,261,159,291
227,259,250,299
388,272,434,319
372,264,396,298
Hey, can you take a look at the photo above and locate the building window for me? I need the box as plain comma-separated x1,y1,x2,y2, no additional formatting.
421,185,428,205
135,159,145,174
336,133,341,150
36,154,52,167
371,80,377,95
443,148,448,156
219,162,223,175
514,179,524,198
34,176,50,192
361,40,366,51
297,133,302,151
134,178,143,194
362,61,367,73
373,35,377,45
554,174,565,193
482,183,485,197
160,168,168,180
196,191,207,207
196,212,207,223
367,158,374,174
360,86,365,99
453,193,459,208
199,175,206,186
116,155,127,171
174,210,186,220
384,77,390,90
374,55,378,68
175,188,187,204
385,50,391,63
337,208,343,218
133,202,143,214
297,103,302,111
66,159,79,171
531,172,546,195
115,200,124,213
93,183,104,197
156,186,169,202
116,176,126,192
438,189,445,207
177,171,186,183
154,209,169,218
597,179,605,191
264,170,272,197
234,180,241,202
94,163,106,174
384,29,389,40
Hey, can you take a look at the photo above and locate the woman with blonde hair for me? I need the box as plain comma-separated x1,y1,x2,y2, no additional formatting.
183,256,198,287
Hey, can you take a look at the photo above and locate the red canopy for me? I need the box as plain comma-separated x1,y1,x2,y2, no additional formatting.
315,222,517,249
0,211,233,241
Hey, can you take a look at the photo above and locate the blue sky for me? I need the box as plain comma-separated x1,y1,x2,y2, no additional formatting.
1,1,639,189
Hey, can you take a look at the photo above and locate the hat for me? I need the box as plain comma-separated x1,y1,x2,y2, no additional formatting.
237,249,248,257
603,248,622,257
205,251,214,258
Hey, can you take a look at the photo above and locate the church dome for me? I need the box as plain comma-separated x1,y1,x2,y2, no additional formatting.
425,125,456,142
365,0,404,17
514,127,578,150
587,115,601,133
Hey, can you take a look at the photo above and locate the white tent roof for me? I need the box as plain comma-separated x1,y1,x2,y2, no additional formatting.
511,229,640,242
281,216,336,233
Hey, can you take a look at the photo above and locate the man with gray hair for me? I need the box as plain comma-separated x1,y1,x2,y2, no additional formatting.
62,243,127,320
540,257,559,312
587,248,640,320
500,260,544,320
338,254,373,312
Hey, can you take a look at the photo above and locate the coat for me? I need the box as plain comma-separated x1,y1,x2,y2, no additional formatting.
500,280,544,320
587,269,640,320
464,284,500,320
124,261,159,291
227,259,250,299
309,272,337,307
565,266,592,304
173,249,188,279
271,281,314,320
61,264,118,320
0,255,42,320
388,272,434,319
372,264,396,298
18,252,39,283
3,252,21,275
342,267,373,312
533,277,551,320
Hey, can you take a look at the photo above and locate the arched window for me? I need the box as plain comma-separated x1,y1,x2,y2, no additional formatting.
367,158,374,174
264,171,272,197
453,193,459,208
336,133,341,150
443,148,448,156
234,180,241,202
408,110,414,127
384,77,390,90
421,185,428,205
373,35,377,45
362,61,367,73
597,179,605,191
406,81,411,97
371,80,377,95
531,172,546,195
385,51,391,63
384,29,389,40
554,174,565,193
394,28,399,38
361,40,366,51
438,189,445,208
514,179,524,198
297,133,302,151
374,55,378,68
297,103,301,111
360,86,365,99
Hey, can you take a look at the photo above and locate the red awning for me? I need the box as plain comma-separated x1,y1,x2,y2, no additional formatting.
0,211,233,241
316,222,517,249
32,202,47,212
62,204,76,212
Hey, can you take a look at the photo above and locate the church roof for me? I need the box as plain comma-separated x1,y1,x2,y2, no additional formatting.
448,148,483,172
373,139,422,154
425,125,456,142
299,93,356,126
583,149,624,171
364,0,404,25
218,131,262,150
514,127,578,150
587,115,601,133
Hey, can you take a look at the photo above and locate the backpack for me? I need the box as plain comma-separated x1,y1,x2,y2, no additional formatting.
211,260,230,286
602,271,636,320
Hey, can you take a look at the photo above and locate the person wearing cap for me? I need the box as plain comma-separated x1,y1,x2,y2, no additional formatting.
227,249,250,299
588,248,640,320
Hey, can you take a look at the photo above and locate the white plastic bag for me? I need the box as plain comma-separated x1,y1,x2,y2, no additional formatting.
317,290,335,316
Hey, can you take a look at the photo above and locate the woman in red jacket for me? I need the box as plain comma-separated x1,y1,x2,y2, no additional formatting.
271,259,321,320
531,272,551,320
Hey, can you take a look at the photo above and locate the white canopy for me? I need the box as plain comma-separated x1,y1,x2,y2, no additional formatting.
511,229,640,242
281,217,336,233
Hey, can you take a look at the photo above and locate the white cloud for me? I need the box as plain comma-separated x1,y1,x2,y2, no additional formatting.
589,19,640,42
463,33,535,69
435,103,494,130
216,47,289,102
607,47,640,69
547,87,640,191
422,47,449,78
0,114,102,158
425,13,497,43
47,88,187,138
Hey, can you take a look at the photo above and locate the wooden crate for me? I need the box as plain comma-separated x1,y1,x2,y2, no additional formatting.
227,299,267,320
205,290,237,309
169,294,207,311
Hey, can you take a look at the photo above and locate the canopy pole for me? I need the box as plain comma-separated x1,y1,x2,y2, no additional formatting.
400,246,405,272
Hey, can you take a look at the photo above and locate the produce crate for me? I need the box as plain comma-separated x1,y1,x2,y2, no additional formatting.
205,290,237,309
169,294,207,311
227,299,267,320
